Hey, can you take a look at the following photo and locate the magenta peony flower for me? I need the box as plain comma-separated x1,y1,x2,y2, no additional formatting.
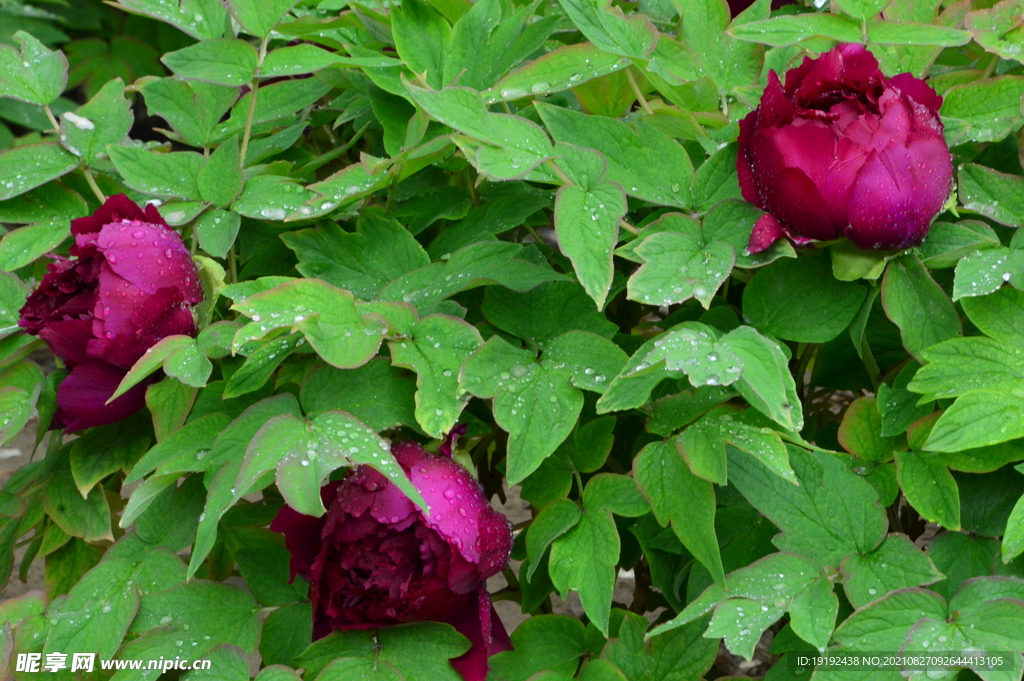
18,195,202,432
738,44,952,253
271,439,514,681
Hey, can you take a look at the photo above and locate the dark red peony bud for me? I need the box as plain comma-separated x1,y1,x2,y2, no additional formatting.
18,195,202,432
738,44,952,252
271,440,514,681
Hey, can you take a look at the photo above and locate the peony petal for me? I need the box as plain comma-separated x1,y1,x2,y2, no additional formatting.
747,213,787,254
737,111,763,208
446,591,512,681
96,220,202,302
890,72,943,112
70,194,154,239
39,319,94,366
56,362,149,433
396,443,512,570
270,493,332,582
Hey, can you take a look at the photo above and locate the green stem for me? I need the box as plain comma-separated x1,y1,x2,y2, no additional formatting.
82,168,106,203
626,69,653,115
227,246,238,284
545,159,574,186
619,218,638,236
860,335,881,390
239,35,270,166
43,104,60,134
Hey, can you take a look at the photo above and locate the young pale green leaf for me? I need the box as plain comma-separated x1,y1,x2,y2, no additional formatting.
558,0,657,59
0,222,70,272
895,450,961,530
198,135,243,207
282,209,429,301
925,391,1024,452
838,397,901,463
650,552,827,659
295,163,391,218
127,412,231,484
194,208,241,259
677,0,765,95
549,506,619,636
163,342,213,388
161,39,258,87
728,447,888,568
108,146,204,200
583,474,649,518
831,0,892,21
634,441,724,586
233,174,317,222
537,103,693,209
0,144,80,201
867,20,971,46
953,247,1024,300
881,254,961,361
0,31,67,106
59,78,132,162
554,180,624,310
727,13,862,47
109,335,194,402
840,534,944,609
677,410,795,485
743,256,867,344
941,77,1024,143
232,279,386,370
389,315,481,438
968,0,1024,61
539,331,628,395
485,43,629,103
629,229,734,309
909,337,1024,400
226,0,299,38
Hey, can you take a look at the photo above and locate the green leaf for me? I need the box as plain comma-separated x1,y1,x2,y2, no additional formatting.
488,615,588,681
867,20,971,46
260,602,312,668
300,359,416,432
0,221,69,272
677,0,764,95
840,534,944,609
461,337,582,484
281,209,429,301
727,13,862,47
690,143,743,212
728,447,888,568
554,180,625,309
0,182,88,223
232,279,386,370
634,440,724,586
59,78,133,162
198,135,243,207
389,314,482,437
486,43,630,102
526,499,581,580
260,45,400,78
379,241,568,312
953,246,1024,300
235,545,307,607
162,39,258,87
743,256,866,343
895,450,961,530
108,146,204,200
70,420,150,497
0,273,27,337
303,624,469,681
110,335,195,401
194,208,241,259
127,412,231,483
832,0,889,20
838,397,900,463
917,220,1001,269
558,0,657,59
42,454,112,542
227,0,299,38
628,222,734,309
45,538,103,600
549,506,619,635
240,410,424,518
0,31,67,105
968,0,1024,61
677,409,795,484
724,325,802,431
583,474,649,517
954,160,1024,222
881,254,961,360
701,200,795,269
941,77,1024,143
925,390,1024,452
141,78,239,148
0,143,79,201
909,337,1024,400
392,0,451,89
537,103,693,209
112,0,230,40
482,281,617,343
828,587,946,652
961,286,1024,345
651,552,829,659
